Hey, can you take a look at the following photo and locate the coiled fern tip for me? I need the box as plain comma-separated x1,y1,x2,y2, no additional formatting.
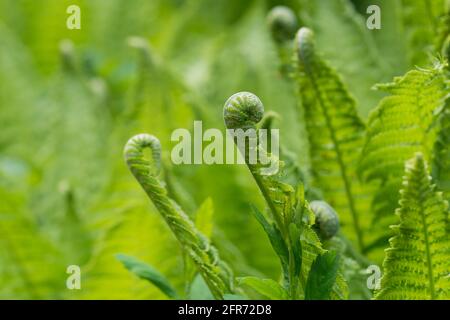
124,133,162,173
267,6,298,44
223,92,264,130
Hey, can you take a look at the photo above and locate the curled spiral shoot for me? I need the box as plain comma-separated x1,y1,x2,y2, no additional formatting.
124,134,232,299
309,201,340,240
295,27,316,67
267,6,298,44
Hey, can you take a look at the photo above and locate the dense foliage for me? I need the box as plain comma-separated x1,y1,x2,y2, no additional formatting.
0,0,449,300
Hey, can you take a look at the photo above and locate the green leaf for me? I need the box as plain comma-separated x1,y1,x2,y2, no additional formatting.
116,254,179,299
195,197,214,239
375,153,450,300
295,27,373,252
223,293,248,300
250,205,289,269
238,277,289,300
288,223,302,277
305,251,340,300
400,0,447,66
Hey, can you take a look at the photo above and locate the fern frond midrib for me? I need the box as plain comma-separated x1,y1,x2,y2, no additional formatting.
298,49,365,251
419,178,436,300
416,183,437,299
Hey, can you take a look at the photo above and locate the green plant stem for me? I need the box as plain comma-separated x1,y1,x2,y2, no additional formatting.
300,56,365,252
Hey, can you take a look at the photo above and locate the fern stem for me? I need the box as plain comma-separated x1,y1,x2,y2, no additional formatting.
124,134,232,299
424,0,437,35
296,29,365,251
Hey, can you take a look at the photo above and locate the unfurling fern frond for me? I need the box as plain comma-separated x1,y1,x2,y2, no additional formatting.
124,134,233,299
433,99,450,202
401,0,447,66
359,62,448,247
444,36,450,61
267,6,298,46
375,153,450,300
223,92,347,300
294,27,372,253
267,6,298,77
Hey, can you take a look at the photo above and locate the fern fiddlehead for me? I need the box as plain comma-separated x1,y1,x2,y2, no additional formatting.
375,153,450,300
223,92,347,300
224,92,288,235
267,6,298,77
433,92,450,203
310,201,340,241
124,134,233,299
294,27,372,253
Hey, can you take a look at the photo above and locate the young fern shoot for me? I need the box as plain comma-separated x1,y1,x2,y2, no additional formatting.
375,153,450,300
294,27,372,253
223,92,347,300
124,134,233,299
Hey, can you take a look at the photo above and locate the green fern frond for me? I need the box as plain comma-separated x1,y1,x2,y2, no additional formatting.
78,195,183,299
375,153,450,300
124,134,233,299
360,63,447,182
433,97,450,202
401,0,447,66
223,92,348,300
436,1,450,53
294,27,372,252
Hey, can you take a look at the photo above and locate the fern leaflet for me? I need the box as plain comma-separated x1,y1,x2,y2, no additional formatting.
375,153,450,300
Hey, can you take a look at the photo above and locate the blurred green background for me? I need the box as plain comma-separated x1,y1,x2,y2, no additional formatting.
0,0,443,299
